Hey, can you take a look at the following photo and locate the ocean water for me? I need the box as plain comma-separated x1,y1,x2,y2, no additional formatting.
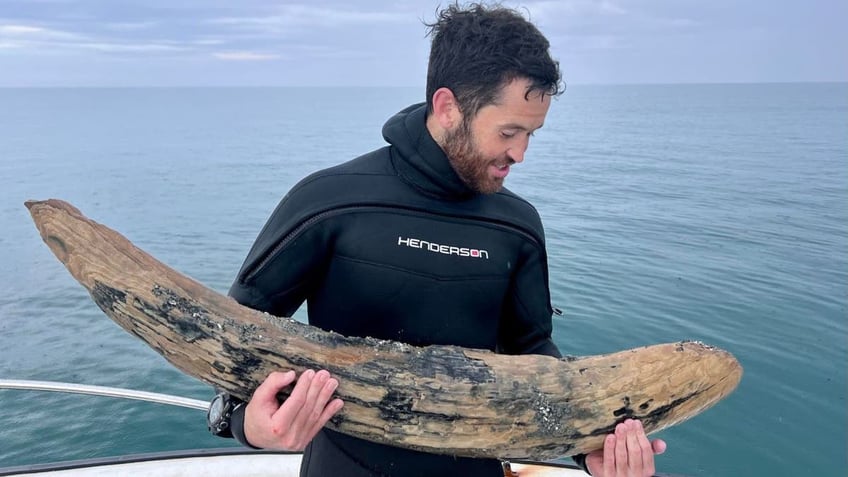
0,84,845,476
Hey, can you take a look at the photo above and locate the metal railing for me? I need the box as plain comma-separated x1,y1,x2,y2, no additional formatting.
0,379,208,410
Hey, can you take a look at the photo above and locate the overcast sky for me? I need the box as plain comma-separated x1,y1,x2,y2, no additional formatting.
1,0,845,87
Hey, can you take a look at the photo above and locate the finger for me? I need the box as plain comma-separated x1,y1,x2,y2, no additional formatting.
252,371,296,413
615,421,630,476
634,420,655,476
652,438,667,455
624,420,643,475
603,434,616,477
635,420,653,457
290,370,331,432
307,397,344,439
273,369,315,427
304,378,343,437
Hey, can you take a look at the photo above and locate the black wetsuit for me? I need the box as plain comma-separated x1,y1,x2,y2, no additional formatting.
228,103,562,477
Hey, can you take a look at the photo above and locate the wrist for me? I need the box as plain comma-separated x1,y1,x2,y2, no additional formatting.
230,401,261,449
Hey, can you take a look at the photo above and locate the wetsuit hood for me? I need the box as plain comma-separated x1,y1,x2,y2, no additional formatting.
382,103,476,200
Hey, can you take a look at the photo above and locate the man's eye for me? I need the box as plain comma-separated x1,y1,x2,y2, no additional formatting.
501,130,517,138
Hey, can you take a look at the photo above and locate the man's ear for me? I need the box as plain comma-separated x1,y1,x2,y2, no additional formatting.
430,87,463,130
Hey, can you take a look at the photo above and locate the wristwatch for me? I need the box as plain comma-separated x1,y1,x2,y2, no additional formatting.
207,392,236,436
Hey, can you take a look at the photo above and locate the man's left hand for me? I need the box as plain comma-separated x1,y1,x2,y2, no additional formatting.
585,419,667,477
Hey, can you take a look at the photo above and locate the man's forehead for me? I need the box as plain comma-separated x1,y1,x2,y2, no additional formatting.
477,90,550,128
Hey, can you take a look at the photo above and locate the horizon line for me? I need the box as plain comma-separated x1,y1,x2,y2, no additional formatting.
1,80,846,89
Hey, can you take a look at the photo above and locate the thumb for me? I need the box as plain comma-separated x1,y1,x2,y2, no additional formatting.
251,371,297,409
652,438,667,455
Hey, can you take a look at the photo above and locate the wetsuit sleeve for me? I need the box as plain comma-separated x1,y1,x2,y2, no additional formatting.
228,189,334,317
573,453,590,474
220,187,334,448
498,241,562,358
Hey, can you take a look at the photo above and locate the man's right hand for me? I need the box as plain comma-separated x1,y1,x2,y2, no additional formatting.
243,369,344,450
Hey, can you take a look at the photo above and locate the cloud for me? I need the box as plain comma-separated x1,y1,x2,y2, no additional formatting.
191,38,226,46
77,41,190,53
525,0,699,31
0,25,44,34
104,21,159,31
0,21,195,56
525,0,628,19
0,23,81,40
207,3,410,35
0,2,416,65
0,23,85,51
2,0,844,85
212,50,279,61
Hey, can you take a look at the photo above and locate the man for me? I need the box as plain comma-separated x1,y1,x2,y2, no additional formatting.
210,3,666,476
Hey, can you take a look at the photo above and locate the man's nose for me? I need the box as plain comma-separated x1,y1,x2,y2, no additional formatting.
507,147,525,164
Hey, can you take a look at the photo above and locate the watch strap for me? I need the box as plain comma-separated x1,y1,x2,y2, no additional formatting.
230,401,261,449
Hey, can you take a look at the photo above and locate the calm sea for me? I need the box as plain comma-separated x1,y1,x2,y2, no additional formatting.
0,84,845,476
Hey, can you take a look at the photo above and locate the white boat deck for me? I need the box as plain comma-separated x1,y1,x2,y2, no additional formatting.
0,449,585,477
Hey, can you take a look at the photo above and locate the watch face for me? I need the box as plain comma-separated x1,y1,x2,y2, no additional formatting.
208,395,225,424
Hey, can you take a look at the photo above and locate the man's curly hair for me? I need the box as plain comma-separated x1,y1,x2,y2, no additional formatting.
425,2,564,117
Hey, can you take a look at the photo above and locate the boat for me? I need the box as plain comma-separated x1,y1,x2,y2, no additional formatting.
0,379,587,476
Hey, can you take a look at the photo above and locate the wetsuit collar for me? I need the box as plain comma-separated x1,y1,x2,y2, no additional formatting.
382,103,476,200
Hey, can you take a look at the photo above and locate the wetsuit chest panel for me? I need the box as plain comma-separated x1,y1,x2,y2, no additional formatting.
332,210,522,277
306,210,528,348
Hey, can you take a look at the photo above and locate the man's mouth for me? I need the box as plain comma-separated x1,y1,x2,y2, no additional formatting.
491,163,510,179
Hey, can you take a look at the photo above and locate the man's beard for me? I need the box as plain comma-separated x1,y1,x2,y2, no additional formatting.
442,120,508,195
